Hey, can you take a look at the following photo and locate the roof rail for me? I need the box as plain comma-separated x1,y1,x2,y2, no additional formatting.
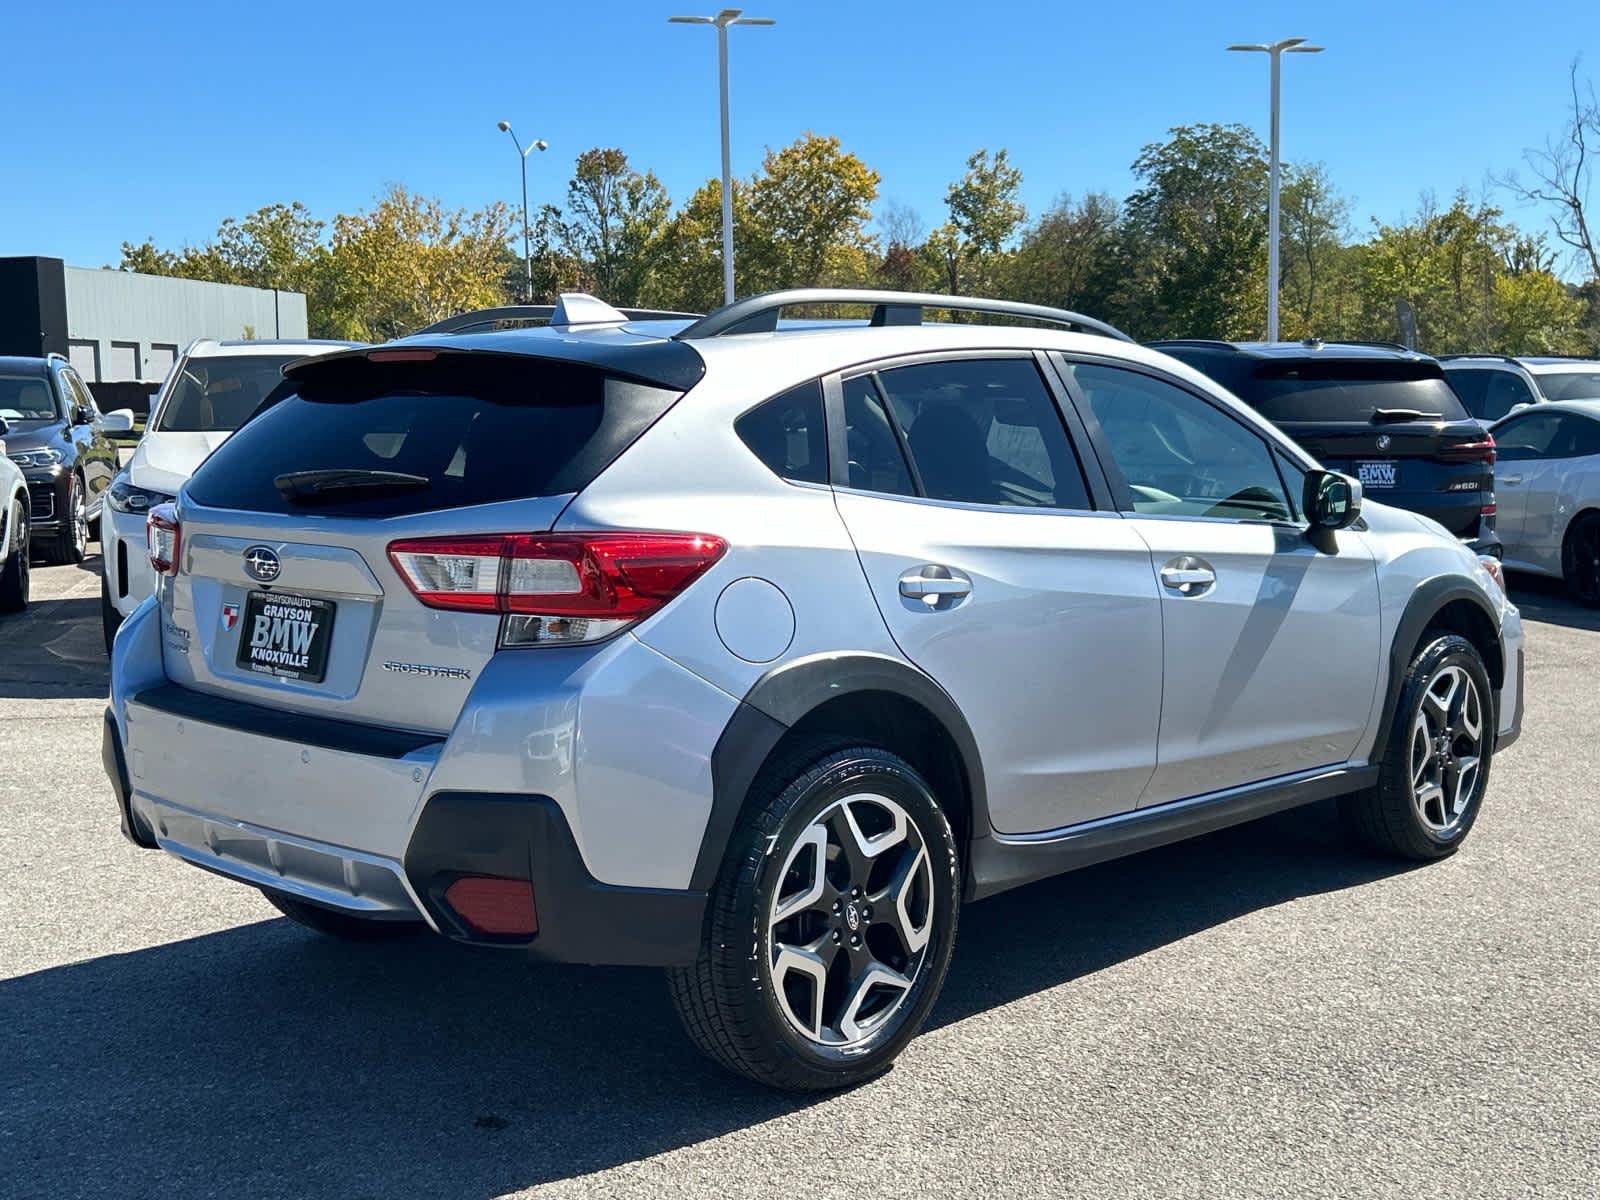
1147,338,1240,350
45,351,68,363
673,288,1134,343
1436,352,1524,365
1338,339,1414,352
414,296,702,336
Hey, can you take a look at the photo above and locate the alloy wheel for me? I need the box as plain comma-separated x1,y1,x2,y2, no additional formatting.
767,792,935,1047
1408,664,1484,835
1574,522,1600,604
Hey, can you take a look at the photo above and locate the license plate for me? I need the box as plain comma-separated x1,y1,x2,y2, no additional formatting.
1357,461,1398,489
236,590,336,682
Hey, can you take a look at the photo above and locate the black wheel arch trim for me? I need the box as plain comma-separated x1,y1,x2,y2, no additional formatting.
691,651,989,895
1369,577,1504,766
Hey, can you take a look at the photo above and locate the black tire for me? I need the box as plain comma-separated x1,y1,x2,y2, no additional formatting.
100,572,122,654
1341,634,1494,860
0,499,28,613
49,474,88,565
1561,512,1600,608
667,740,961,1091
261,889,424,941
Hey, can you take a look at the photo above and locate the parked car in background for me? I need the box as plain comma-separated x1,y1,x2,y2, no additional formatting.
101,338,362,651
105,290,1523,1091
1441,355,1600,426
1152,340,1500,556
0,355,132,564
0,418,29,612
1489,399,1600,605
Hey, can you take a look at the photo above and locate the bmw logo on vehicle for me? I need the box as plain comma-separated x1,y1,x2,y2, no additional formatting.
1376,434,1392,451
243,545,281,583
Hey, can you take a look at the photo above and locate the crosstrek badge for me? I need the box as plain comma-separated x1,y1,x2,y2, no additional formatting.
221,604,240,632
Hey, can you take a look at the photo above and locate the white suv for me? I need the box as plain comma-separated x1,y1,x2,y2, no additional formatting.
104,291,1525,1090
101,338,361,649
1441,354,1600,426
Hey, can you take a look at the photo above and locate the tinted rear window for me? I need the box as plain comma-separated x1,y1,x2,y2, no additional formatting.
1237,360,1468,423
186,354,681,516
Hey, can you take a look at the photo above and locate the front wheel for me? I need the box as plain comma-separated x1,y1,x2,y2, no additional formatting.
667,741,960,1091
50,474,88,565
0,499,28,613
1341,634,1493,860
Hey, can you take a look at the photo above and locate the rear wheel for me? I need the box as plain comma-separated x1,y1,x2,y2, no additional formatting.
1561,512,1600,607
261,889,425,941
667,740,960,1091
1341,634,1493,860
49,474,88,565
0,499,29,613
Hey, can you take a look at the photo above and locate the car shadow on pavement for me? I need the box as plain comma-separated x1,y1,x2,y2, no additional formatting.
1504,571,1600,632
0,801,1410,1199
0,595,108,699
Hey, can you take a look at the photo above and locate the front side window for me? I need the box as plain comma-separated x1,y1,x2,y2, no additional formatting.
1536,369,1600,402
1065,362,1292,522
1481,370,1534,421
156,354,303,433
735,380,827,484
873,359,1091,509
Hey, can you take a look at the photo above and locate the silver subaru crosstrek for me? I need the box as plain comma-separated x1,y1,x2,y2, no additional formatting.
104,289,1525,1090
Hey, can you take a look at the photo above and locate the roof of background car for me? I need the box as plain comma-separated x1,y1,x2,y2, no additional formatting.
0,356,52,375
1524,357,1600,371
1152,340,1435,362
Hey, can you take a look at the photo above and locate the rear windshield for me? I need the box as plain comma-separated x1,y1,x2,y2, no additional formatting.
156,355,302,432
185,354,681,516
1537,369,1600,402
1237,360,1468,423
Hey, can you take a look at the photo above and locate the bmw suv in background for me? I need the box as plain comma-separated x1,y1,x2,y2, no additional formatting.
1441,354,1600,426
0,354,133,563
101,338,361,650
104,291,1523,1090
1153,341,1500,556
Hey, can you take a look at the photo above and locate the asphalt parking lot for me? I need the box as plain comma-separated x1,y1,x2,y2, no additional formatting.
2,555,1596,1200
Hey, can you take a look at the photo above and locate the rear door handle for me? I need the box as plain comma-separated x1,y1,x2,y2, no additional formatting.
898,566,972,607
1159,556,1216,596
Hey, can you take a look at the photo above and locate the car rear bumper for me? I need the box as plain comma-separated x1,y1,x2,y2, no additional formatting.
1495,605,1525,753
103,502,156,618
103,599,731,964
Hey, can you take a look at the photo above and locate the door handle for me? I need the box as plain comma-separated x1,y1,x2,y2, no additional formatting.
1159,556,1216,596
1499,475,1523,485
898,566,972,607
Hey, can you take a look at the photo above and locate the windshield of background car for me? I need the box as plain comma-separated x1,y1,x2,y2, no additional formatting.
1537,370,1600,402
155,355,301,432
0,375,58,420
1237,360,1469,423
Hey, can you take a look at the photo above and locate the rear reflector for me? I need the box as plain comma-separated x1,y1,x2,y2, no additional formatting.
443,876,538,937
147,503,181,576
388,531,726,646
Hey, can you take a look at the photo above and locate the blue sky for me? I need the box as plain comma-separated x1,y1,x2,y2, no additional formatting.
2,0,1593,268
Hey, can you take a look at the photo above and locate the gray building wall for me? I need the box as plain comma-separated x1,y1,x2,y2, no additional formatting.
62,267,308,383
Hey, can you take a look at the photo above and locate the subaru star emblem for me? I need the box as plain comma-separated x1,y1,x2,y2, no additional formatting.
1376,434,1392,450
242,545,281,583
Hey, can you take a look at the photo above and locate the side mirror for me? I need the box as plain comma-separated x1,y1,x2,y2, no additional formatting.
1304,469,1363,531
99,408,136,434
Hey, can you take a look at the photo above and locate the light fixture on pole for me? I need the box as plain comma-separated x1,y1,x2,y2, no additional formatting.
497,120,548,303
1227,37,1323,342
669,8,775,306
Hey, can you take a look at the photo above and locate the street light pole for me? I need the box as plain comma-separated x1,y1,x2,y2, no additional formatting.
670,8,775,306
497,120,548,303
1228,37,1323,342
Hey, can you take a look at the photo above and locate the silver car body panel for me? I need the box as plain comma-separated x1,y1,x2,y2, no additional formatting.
1492,400,1600,577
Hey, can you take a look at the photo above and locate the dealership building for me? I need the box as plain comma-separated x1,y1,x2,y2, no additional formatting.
0,256,308,403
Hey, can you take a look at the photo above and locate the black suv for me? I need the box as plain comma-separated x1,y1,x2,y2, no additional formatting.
1152,341,1499,555
0,355,129,563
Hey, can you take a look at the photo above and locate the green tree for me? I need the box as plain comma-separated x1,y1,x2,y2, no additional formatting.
564,148,674,304
1278,164,1353,339
744,132,881,291
938,148,1025,295
1010,192,1121,315
1122,123,1269,338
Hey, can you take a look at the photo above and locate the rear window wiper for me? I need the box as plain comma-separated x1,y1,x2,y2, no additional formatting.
1370,408,1431,423
274,468,431,503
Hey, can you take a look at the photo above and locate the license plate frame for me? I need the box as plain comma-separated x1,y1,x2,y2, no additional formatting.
1357,460,1398,489
236,590,336,683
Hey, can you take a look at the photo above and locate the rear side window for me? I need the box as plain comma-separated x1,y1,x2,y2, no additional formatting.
1239,360,1468,423
186,354,681,516
875,359,1090,509
841,375,916,496
735,381,827,484
1444,369,1488,418
1537,369,1600,402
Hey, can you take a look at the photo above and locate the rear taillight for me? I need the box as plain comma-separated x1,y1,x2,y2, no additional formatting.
1438,435,1496,465
146,503,180,576
387,531,727,646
